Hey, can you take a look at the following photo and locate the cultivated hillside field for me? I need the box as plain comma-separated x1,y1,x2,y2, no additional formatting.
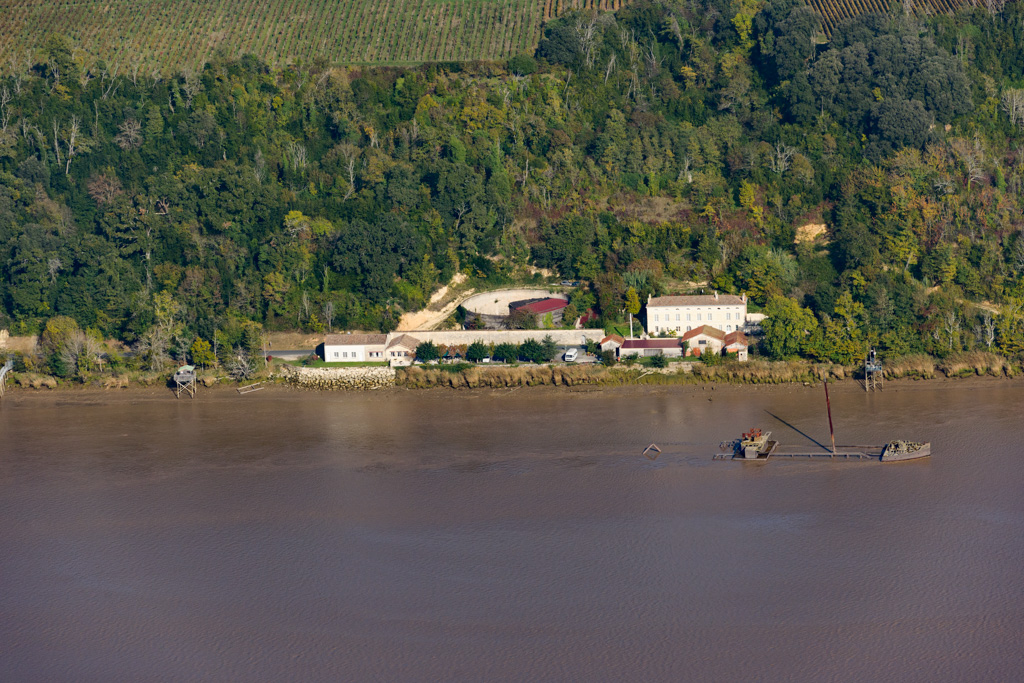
806,0,974,35
0,0,983,72
0,0,627,71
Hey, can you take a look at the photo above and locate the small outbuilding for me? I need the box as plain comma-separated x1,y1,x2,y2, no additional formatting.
723,330,749,361
600,334,625,354
619,339,685,358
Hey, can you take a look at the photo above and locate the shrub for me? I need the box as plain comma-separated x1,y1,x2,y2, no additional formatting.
493,342,518,362
466,340,488,363
415,341,440,362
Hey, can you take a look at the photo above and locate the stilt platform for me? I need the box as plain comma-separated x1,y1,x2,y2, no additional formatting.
173,365,196,399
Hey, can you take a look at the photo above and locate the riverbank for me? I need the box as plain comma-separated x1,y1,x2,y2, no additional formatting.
1,372,1020,410
0,350,1016,397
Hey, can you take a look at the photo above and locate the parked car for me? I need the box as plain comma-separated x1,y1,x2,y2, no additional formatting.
563,348,579,362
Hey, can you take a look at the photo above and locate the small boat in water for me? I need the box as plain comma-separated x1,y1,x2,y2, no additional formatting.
880,440,931,462
737,428,777,460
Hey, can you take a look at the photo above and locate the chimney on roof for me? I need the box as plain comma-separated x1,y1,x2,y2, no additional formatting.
715,290,719,301
741,293,747,303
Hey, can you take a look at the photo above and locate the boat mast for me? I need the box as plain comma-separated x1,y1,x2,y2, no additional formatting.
824,380,836,455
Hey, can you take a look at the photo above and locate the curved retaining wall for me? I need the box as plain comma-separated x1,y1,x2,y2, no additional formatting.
407,329,604,346
278,365,396,390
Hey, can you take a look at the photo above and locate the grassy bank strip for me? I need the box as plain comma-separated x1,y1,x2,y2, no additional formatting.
396,352,1018,389
1,351,1016,392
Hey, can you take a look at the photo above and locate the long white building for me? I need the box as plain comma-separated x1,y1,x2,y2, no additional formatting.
646,292,747,336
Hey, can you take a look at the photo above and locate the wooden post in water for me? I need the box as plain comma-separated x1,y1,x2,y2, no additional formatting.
824,380,836,456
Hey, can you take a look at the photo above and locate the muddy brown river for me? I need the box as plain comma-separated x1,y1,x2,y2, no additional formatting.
2,381,1023,681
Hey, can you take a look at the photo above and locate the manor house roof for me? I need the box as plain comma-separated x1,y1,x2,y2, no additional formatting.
648,294,746,307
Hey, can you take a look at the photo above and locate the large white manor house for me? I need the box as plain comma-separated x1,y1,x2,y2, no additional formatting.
645,292,747,335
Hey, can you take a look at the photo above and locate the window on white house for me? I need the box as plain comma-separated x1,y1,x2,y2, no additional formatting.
654,314,659,322
675,314,680,321
687,313,691,321
333,352,339,358
699,340,707,345
697,313,701,321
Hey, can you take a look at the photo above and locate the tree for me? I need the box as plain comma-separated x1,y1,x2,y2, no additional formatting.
227,347,255,380
493,342,518,362
1002,89,1024,129
504,308,535,329
41,316,81,355
414,341,440,362
762,296,819,359
59,330,102,378
466,341,488,362
625,287,641,338
190,338,216,368
540,335,558,362
518,338,552,363
114,118,143,150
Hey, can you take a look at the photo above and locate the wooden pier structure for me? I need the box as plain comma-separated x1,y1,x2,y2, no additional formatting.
714,444,885,461
0,358,13,399
237,381,265,394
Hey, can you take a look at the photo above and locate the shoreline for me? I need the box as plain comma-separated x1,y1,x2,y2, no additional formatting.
2,372,1020,408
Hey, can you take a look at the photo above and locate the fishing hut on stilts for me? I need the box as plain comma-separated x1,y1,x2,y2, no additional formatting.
173,364,197,399
865,347,883,392
0,358,13,399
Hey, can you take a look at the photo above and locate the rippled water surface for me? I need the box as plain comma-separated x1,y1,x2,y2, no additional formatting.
2,382,1023,681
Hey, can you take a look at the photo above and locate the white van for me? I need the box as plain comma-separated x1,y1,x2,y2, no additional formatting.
563,348,579,362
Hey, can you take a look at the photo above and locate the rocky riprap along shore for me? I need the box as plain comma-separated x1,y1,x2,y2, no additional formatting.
277,365,396,390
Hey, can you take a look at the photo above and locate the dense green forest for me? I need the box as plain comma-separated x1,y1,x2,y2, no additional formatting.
3,0,1024,374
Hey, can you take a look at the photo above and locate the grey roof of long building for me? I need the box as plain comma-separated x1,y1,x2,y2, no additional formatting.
648,294,746,307
324,333,387,345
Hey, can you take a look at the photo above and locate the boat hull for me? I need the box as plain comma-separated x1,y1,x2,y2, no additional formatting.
881,442,931,462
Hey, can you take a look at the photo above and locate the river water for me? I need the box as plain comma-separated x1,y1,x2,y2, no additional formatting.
2,381,1023,681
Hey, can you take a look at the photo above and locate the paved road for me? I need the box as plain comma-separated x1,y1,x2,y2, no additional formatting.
267,349,315,360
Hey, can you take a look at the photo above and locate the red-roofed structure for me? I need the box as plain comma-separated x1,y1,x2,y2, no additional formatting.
512,298,569,315
680,325,726,357
723,330,749,361
509,297,570,325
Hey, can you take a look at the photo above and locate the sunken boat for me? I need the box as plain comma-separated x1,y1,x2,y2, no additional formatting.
880,440,931,462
